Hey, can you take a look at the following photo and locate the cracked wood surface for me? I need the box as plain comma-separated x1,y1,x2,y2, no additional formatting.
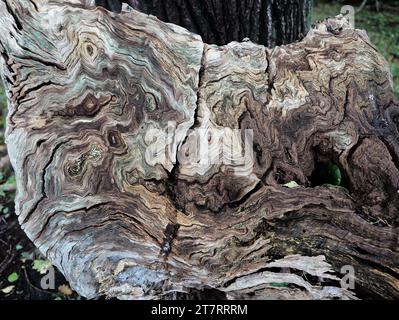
0,0,398,299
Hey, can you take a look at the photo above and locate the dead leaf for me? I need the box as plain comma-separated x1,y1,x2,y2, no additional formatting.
1,285,15,294
58,284,73,296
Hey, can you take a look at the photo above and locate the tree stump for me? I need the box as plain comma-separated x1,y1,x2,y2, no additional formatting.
0,0,398,299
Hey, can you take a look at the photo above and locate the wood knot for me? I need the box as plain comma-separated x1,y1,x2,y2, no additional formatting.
107,130,125,150
161,223,180,257
66,145,102,177
82,42,98,61
326,24,343,35
144,93,157,112
126,169,140,185
59,93,111,118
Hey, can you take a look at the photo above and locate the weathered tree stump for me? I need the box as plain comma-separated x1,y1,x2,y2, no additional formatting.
0,0,398,299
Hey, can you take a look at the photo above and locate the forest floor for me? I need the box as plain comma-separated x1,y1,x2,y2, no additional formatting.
0,1,398,300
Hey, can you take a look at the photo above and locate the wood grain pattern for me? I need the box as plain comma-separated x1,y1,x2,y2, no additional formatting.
0,0,398,299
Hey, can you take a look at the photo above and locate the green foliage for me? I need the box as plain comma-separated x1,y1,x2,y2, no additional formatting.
20,251,35,262
0,174,16,197
324,162,341,186
312,161,342,187
32,259,52,274
7,272,19,283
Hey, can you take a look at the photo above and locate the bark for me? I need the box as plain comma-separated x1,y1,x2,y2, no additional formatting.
0,0,398,299
95,0,313,46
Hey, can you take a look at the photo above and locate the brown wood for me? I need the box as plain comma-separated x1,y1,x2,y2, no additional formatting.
0,1,398,299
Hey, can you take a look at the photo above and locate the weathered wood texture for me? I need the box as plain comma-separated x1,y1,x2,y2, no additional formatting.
0,1,398,299
95,0,313,47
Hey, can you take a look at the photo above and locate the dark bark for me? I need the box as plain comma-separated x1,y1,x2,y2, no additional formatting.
95,0,313,46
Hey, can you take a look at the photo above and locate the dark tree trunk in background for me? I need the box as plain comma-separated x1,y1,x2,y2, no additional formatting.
96,0,313,46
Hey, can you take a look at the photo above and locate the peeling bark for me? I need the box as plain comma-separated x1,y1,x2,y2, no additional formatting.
0,1,398,299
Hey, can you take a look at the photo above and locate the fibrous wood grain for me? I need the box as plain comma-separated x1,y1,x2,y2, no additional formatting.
0,0,398,299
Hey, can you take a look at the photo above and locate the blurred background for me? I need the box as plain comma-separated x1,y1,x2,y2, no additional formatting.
0,0,398,300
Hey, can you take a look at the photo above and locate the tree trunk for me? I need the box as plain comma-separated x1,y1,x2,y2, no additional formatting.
0,0,398,299
95,0,313,46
